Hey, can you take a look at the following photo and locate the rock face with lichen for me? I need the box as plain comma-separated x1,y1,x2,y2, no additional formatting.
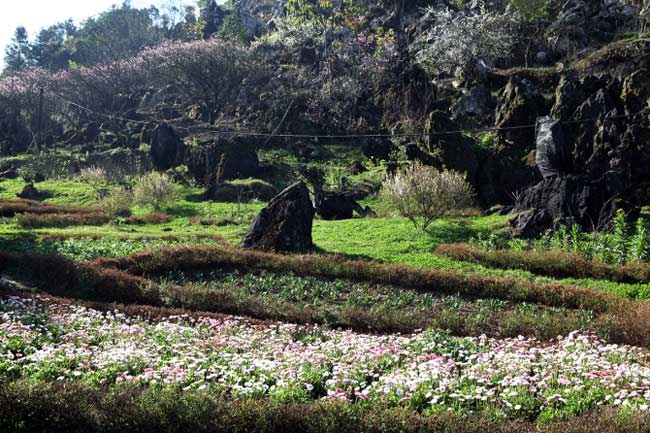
476,76,546,205
240,182,315,252
510,70,650,237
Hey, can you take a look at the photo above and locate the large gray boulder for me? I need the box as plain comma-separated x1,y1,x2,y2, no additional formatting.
511,71,650,237
240,182,315,252
451,85,495,120
511,172,627,237
495,77,546,156
546,0,638,57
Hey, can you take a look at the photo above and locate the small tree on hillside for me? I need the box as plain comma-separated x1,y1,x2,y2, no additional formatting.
508,0,550,66
134,172,177,211
411,6,518,82
382,163,476,232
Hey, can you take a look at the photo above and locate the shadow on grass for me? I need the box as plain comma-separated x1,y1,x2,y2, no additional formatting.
185,192,207,203
164,203,199,217
0,232,53,255
17,189,54,201
310,245,382,263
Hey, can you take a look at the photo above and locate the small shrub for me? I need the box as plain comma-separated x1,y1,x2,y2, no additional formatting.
381,163,475,232
100,187,133,219
79,166,107,197
133,172,176,211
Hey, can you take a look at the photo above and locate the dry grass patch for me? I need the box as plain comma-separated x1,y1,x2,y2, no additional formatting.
0,199,101,217
15,212,110,228
436,243,650,284
124,213,174,225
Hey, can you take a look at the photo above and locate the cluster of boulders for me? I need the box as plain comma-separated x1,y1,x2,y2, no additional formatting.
546,0,639,58
509,70,650,237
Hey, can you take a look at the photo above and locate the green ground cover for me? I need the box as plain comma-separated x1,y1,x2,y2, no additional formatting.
2,177,649,300
3,162,650,429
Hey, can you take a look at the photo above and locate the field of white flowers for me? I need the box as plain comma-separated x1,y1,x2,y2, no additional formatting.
2,295,650,421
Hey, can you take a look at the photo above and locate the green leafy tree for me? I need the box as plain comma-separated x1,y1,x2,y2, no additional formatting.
219,14,251,42
3,27,31,73
509,0,549,22
29,20,78,71
74,3,162,64
508,0,550,66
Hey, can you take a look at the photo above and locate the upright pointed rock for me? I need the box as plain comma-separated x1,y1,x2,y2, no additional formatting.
240,182,315,252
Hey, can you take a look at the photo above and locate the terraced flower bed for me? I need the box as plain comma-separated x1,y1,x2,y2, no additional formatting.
157,269,594,338
2,294,650,423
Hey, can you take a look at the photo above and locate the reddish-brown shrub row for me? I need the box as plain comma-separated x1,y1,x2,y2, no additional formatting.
0,200,100,217
189,216,236,226
16,212,110,228
94,245,619,313
608,300,650,347
37,233,228,245
124,213,174,225
0,251,156,305
1,381,649,433
436,243,650,284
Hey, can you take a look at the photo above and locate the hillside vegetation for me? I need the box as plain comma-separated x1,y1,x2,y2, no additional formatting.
2,0,650,432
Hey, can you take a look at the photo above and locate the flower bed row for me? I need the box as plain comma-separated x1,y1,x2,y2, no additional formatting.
94,245,618,312
2,295,650,422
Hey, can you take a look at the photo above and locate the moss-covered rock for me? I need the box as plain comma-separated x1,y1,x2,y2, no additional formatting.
495,76,547,156
204,178,278,202
621,70,650,114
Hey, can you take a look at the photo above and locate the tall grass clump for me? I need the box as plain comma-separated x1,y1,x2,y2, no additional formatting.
629,217,650,263
381,162,475,232
133,172,176,211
